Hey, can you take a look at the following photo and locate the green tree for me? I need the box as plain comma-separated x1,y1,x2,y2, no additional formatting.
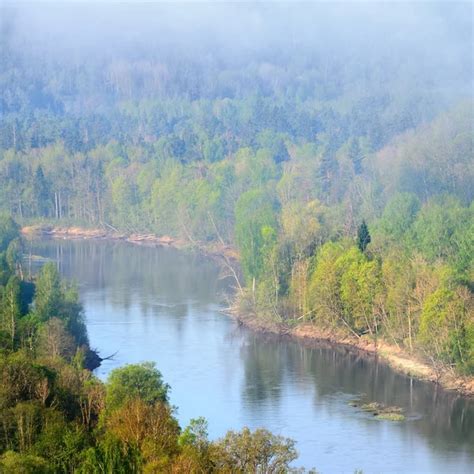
339,249,382,335
213,427,297,473
235,189,277,284
418,285,474,373
377,193,420,242
307,241,349,327
178,417,209,451
32,166,51,218
0,276,21,349
0,214,19,253
0,450,50,474
34,263,62,322
105,362,169,413
411,198,466,262
357,220,371,252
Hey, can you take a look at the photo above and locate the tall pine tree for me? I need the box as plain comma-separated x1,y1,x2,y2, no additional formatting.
357,220,371,252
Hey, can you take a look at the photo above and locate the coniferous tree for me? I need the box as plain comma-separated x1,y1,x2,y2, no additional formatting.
357,220,371,252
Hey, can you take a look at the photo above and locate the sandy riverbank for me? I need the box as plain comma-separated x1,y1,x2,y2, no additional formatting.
21,224,239,262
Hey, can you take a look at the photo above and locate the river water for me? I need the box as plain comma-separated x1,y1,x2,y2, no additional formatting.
29,238,474,473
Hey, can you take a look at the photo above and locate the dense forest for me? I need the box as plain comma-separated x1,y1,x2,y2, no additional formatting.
0,0,472,426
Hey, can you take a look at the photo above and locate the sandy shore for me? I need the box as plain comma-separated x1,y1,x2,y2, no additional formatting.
21,224,239,262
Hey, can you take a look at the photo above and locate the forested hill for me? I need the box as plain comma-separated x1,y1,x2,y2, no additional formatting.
1,3,471,155
0,3,473,376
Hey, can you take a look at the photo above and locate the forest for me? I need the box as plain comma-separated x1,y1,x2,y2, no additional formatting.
0,2,473,470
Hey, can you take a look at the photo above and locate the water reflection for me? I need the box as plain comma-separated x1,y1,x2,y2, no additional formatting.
28,238,474,473
238,331,474,450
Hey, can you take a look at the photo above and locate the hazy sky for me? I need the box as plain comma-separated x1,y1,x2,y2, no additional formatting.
1,1,471,99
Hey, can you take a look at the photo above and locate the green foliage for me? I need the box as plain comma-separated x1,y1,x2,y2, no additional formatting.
78,434,139,474
307,241,349,326
214,427,298,473
34,263,62,322
0,450,51,473
357,220,371,252
411,197,468,262
308,244,383,335
178,417,209,450
377,193,420,242
33,263,88,349
0,275,21,349
339,249,382,334
0,215,19,253
33,167,51,218
235,189,278,284
105,362,169,412
418,285,474,373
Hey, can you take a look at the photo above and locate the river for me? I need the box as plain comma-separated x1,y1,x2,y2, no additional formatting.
28,238,474,473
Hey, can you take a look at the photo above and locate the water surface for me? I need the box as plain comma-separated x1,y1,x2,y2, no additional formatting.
29,239,474,473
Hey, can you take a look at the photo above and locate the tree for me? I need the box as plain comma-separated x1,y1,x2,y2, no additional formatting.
317,147,337,202
348,137,363,175
0,214,19,253
34,263,62,322
234,189,277,285
0,276,21,349
381,252,417,349
377,192,420,242
0,450,50,473
281,200,325,259
357,220,371,252
339,250,382,335
179,417,209,452
78,434,138,474
105,398,180,470
307,241,348,327
213,427,297,473
37,318,75,360
411,198,467,262
105,362,169,412
32,166,51,218
418,284,474,373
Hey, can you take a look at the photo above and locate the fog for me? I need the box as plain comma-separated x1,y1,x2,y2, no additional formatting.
2,2,471,87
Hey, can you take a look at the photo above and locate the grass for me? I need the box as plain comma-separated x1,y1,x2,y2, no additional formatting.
350,400,406,421
375,413,406,421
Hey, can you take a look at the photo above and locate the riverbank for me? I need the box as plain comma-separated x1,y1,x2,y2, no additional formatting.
22,224,474,397
230,309,474,397
21,224,239,262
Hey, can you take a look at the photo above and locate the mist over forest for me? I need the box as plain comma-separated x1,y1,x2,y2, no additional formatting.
0,1,473,472
2,2,472,110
